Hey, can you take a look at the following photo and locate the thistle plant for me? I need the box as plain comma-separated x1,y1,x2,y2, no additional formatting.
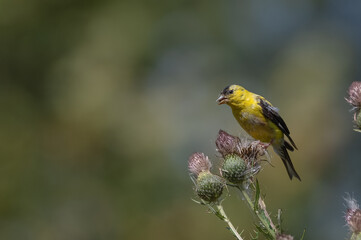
217,130,279,239
217,130,264,185
346,81,361,132
345,196,361,240
187,83,361,240
188,152,243,240
344,83,361,239
189,152,225,203
188,130,298,240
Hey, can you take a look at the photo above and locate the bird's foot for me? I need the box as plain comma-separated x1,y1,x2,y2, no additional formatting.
259,142,272,149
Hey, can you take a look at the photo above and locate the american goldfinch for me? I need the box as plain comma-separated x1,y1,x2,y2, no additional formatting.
216,85,300,180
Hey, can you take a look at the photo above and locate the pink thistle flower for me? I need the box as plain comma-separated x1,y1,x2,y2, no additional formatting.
346,81,361,109
188,152,212,176
345,196,361,234
276,233,294,240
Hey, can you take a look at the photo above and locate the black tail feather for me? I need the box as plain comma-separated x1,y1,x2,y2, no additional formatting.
274,144,301,181
285,134,298,150
284,140,294,151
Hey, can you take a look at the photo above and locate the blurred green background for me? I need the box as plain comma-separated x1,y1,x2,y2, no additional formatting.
1,0,361,239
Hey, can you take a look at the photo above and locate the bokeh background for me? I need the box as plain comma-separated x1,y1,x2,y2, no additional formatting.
1,0,361,239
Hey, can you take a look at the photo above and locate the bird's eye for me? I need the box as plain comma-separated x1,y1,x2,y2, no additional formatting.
229,90,234,94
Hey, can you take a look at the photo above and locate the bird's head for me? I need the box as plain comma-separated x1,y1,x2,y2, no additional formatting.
216,85,246,106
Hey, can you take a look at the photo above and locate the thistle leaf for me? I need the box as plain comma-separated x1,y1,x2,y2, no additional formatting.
254,224,273,240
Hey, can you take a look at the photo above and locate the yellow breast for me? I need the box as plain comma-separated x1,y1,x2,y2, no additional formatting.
231,97,283,143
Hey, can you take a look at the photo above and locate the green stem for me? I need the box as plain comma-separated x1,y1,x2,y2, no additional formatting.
259,198,277,231
237,186,276,239
215,203,244,240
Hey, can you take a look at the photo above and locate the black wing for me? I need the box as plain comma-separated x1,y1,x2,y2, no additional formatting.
258,97,298,150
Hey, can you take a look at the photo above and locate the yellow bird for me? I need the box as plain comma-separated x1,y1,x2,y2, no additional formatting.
216,84,300,180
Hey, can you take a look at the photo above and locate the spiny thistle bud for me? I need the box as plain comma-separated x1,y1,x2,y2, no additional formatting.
345,196,361,234
188,152,225,202
221,154,247,184
346,81,361,131
217,130,266,184
276,233,294,240
196,171,225,202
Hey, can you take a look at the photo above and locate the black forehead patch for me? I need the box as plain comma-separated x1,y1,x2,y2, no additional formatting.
221,85,233,95
222,86,230,94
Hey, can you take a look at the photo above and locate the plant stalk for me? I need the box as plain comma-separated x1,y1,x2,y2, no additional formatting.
237,186,277,239
216,203,244,240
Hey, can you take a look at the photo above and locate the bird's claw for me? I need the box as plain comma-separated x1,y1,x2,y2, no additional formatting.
259,142,272,149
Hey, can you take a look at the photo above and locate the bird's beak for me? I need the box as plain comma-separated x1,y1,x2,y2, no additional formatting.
216,94,228,105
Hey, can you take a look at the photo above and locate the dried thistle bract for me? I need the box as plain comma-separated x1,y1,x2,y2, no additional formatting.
217,130,267,184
